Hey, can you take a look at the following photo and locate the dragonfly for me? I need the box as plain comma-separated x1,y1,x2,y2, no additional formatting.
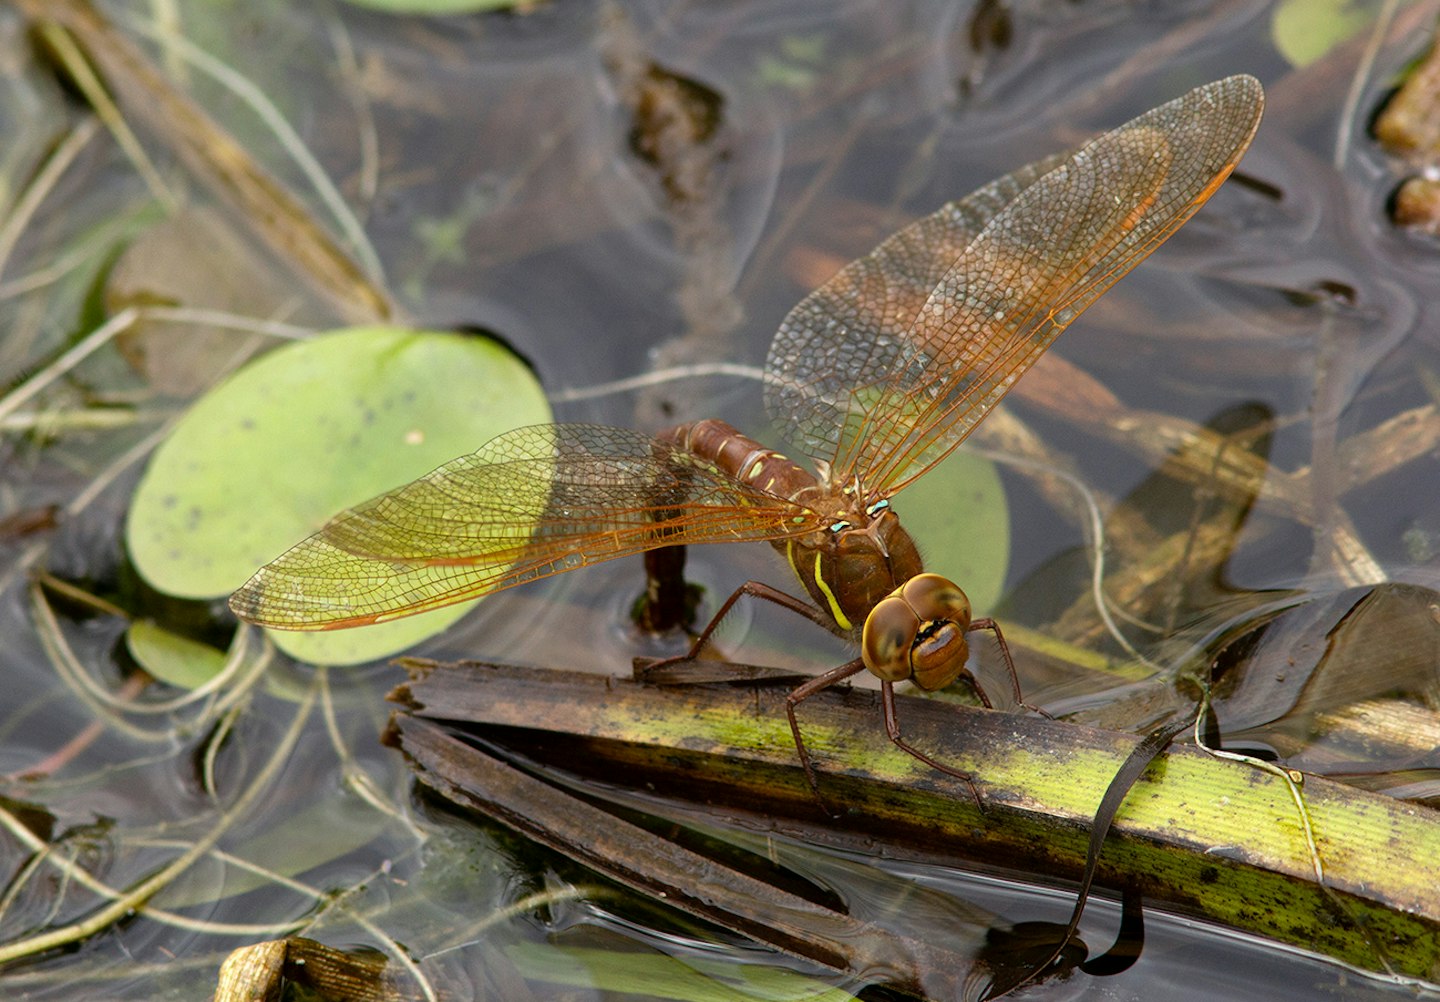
231,75,1264,801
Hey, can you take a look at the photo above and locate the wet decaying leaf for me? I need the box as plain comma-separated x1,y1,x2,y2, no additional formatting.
602,12,748,389
214,939,286,1002
17,0,392,324
215,937,418,1002
1066,581,1440,804
1374,30,1440,231
956,0,1014,97
1392,176,1440,235
106,208,338,396
388,658,1440,983
625,63,725,207
0,796,56,844
1055,403,1276,646
1375,34,1440,158
1208,583,1440,769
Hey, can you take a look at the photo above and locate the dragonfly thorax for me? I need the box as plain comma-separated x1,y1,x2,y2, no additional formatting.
786,498,974,690
785,498,921,634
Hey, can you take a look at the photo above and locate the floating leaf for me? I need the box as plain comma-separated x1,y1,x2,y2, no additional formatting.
896,448,1008,616
1271,0,1372,68
126,620,228,689
127,326,550,665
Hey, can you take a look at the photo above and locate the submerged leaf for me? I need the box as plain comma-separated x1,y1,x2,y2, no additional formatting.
127,326,550,665
506,943,856,1001
155,799,391,910
107,208,335,396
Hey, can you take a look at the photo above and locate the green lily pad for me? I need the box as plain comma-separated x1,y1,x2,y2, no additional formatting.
127,326,550,666
126,619,229,689
893,448,1009,616
1272,0,1372,68
124,620,325,700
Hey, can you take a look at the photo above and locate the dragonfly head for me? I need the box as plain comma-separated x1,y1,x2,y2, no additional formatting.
861,573,974,690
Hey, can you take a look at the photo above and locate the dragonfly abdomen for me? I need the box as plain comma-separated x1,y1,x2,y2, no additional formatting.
663,419,818,501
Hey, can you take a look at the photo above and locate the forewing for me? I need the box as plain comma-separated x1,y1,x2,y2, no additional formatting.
765,149,1068,466
229,423,820,629
767,75,1264,494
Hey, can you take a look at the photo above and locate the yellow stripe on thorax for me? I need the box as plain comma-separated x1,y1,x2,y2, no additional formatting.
811,550,852,632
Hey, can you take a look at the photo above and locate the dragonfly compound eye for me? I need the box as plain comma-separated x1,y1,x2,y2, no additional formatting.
861,596,921,682
901,573,972,630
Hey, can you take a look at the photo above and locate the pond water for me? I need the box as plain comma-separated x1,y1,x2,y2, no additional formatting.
1,1,1438,999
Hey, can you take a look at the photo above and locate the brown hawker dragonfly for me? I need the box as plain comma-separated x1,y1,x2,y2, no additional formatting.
231,76,1263,797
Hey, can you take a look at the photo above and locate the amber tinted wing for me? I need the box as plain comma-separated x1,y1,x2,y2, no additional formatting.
229,423,823,629
766,75,1264,496
765,150,1068,469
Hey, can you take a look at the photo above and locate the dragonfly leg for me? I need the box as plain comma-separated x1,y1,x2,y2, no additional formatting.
686,580,842,660
635,580,837,683
881,680,984,810
947,667,994,709
785,656,868,815
968,618,1053,719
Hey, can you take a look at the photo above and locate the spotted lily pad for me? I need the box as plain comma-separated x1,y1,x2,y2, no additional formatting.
127,326,550,665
